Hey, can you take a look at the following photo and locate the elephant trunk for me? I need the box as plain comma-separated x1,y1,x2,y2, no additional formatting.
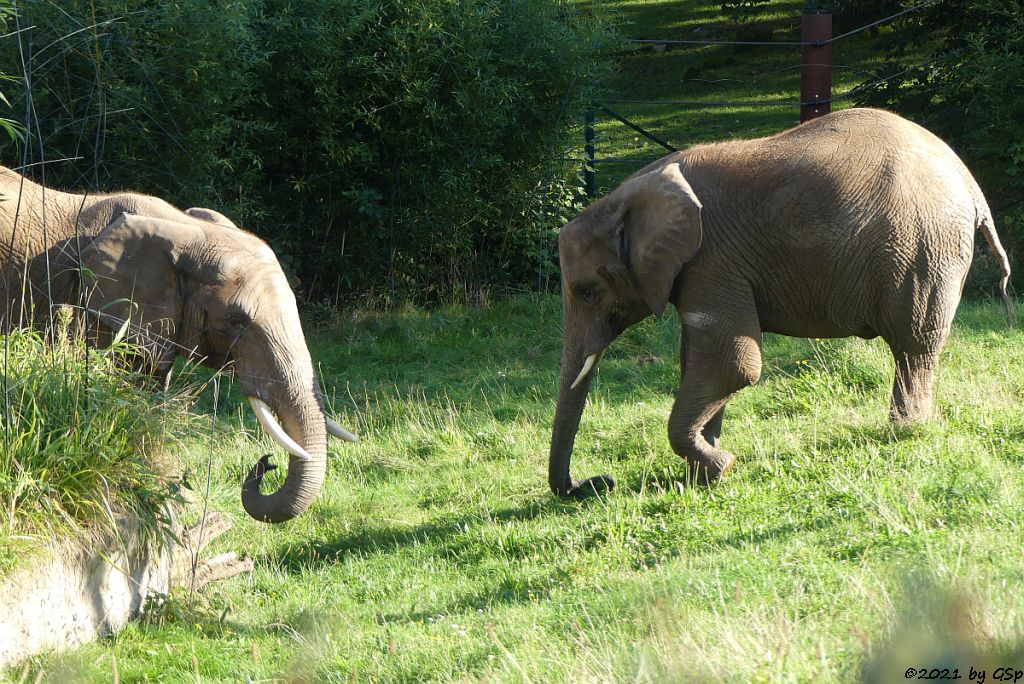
548,343,599,496
241,389,327,523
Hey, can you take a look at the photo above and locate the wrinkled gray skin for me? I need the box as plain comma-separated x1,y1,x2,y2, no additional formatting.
0,166,346,523
551,108,1012,498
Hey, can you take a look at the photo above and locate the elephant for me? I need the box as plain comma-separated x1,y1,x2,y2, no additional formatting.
0,165,358,523
550,108,1012,498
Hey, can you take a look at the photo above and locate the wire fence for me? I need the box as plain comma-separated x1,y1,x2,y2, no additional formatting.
535,2,943,290
582,0,940,193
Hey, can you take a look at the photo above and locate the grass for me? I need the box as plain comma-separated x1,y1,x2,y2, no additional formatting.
0,319,190,576
9,296,1024,681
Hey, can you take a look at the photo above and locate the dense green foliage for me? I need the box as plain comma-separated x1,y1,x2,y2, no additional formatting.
0,326,188,574
856,0,1024,256
0,0,612,302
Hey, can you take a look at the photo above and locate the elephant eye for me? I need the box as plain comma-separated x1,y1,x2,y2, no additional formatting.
226,311,252,331
575,283,600,304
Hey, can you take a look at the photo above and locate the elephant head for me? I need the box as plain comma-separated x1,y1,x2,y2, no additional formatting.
550,163,702,497
73,209,356,523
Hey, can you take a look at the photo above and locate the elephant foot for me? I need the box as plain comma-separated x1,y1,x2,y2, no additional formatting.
566,474,616,499
889,407,930,427
686,450,735,486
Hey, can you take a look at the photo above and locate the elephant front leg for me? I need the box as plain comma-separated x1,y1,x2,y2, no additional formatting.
668,324,762,484
668,390,737,485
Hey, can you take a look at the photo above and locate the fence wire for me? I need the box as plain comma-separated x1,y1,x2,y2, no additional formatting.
582,1,947,179
539,1,991,293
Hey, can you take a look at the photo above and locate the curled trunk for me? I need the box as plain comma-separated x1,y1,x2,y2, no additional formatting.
241,394,327,523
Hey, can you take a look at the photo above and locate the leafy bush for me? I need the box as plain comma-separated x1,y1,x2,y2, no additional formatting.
0,1,266,204
0,323,189,573
0,0,613,303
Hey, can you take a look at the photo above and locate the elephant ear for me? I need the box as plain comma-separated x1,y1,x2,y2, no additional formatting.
78,213,205,370
186,207,238,229
620,163,702,317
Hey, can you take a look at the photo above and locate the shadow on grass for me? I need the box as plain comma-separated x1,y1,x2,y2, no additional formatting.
266,498,601,575
378,566,576,624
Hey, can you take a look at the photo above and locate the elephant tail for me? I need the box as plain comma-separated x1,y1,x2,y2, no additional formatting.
978,207,1013,327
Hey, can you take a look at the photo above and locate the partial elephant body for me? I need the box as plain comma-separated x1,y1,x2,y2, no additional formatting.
666,110,993,341
0,169,188,328
551,108,1011,497
0,166,357,523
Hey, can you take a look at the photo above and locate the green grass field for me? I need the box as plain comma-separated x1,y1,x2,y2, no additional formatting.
8,1,1024,681
13,296,1024,682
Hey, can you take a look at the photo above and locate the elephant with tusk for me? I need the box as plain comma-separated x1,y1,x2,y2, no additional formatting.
550,108,1012,499
0,166,358,523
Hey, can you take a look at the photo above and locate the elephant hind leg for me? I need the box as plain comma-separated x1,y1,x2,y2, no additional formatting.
879,250,966,424
887,329,949,424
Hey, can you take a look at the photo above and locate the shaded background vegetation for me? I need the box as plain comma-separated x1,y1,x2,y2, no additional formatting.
0,0,1021,303
0,0,612,304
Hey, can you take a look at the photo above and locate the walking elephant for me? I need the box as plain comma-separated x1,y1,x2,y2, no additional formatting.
0,166,358,523
550,108,1012,498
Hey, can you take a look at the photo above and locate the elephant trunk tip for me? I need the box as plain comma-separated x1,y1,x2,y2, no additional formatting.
240,396,327,524
241,455,285,523
240,452,323,524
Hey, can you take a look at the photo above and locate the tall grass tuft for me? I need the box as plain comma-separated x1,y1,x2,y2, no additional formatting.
0,321,192,574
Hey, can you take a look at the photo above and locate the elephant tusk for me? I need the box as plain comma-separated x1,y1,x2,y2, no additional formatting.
570,350,604,390
326,416,360,442
248,397,313,462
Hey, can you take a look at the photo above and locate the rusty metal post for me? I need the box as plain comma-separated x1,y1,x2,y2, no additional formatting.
800,9,832,122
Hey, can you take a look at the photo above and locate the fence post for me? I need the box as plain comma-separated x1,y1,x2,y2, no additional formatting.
800,8,832,122
584,105,596,200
